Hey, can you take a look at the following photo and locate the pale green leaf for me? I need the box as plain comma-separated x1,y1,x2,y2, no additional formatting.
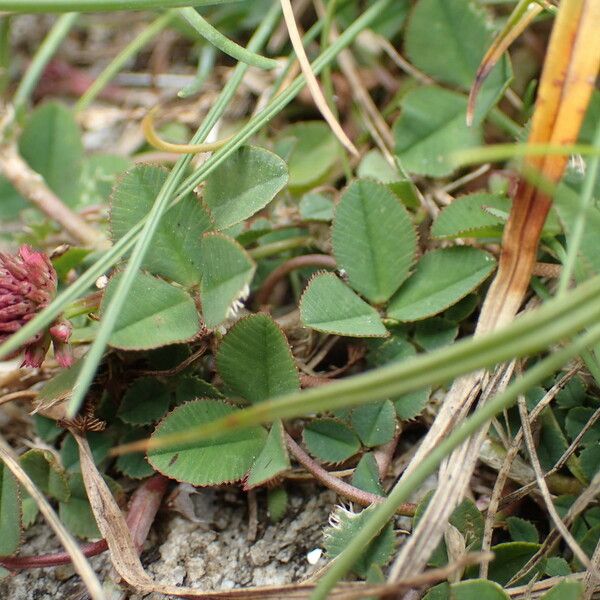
540,581,583,600
282,122,338,188
148,399,267,486
203,145,288,229
216,314,299,404
387,247,496,321
393,86,482,177
299,191,334,222
405,0,512,123
103,272,201,350
450,579,509,600
19,102,83,207
300,273,388,337
332,179,417,303
199,232,256,328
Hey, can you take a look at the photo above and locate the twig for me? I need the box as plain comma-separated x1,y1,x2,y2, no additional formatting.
518,398,597,576
0,389,37,407
0,140,108,250
284,432,416,516
0,434,105,599
256,254,336,306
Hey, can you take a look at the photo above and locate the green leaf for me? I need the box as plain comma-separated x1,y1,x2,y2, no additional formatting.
300,273,389,337
332,179,417,303
414,317,458,351
405,0,512,124
506,517,539,544
80,153,131,206
281,122,338,189
20,449,70,502
431,193,509,240
540,580,583,600
566,407,600,446
267,486,288,522
303,418,360,463
216,314,300,404
324,505,395,577
115,429,156,480
199,232,256,328
0,462,21,555
488,542,540,586
59,474,104,539
543,557,571,577
19,102,83,207
103,272,201,350
203,145,288,229
245,420,290,488
111,165,213,286
174,376,223,405
36,359,83,408
388,247,496,321
394,387,430,420
299,191,334,222
60,432,113,473
393,86,483,177
148,399,267,486
351,400,396,447
352,453,384,496
449,579,509,600
580,445,600,482
118,377,171,425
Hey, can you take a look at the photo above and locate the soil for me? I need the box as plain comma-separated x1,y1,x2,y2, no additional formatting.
0,485,338,600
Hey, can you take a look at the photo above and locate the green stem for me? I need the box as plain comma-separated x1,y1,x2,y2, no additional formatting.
248,236,311,260
176,8,279,70
557,120,600,296
12,12,78,115
489,107,523,138
311,320,600,599
75,12,175,113
178,44,216,98
0,0,224,12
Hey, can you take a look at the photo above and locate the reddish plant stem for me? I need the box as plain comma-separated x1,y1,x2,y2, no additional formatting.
0,474,169,572
256,254,337,306
284,432,416,517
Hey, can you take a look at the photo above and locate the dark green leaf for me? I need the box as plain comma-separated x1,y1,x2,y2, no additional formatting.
245,420,290,488
449,579,509,600
19,449,70,502
0,462,21,555
118,377,171,425
506,517,539,544
115,430,156,480
352,453,384,496
540,580,583,600
414,317,458,351
488,542,540,586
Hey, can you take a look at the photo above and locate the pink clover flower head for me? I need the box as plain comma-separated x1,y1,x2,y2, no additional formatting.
0,245,73,368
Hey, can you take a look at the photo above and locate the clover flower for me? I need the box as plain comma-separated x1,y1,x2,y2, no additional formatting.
0,245,73,368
